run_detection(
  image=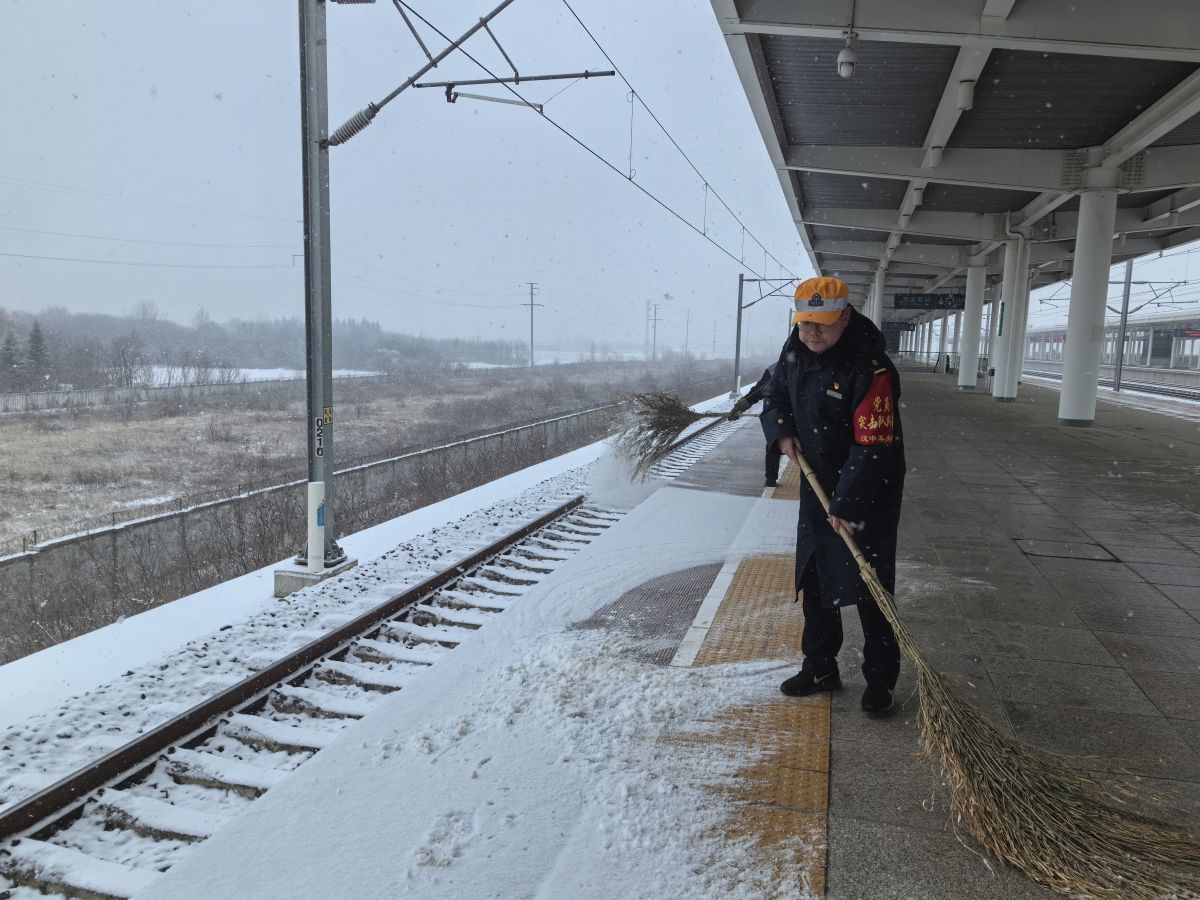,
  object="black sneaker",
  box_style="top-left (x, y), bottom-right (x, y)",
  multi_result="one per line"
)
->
top-left (861, 685), bottom-right (895, 717)
top-left (780, 668), bottom-right (841, 697)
